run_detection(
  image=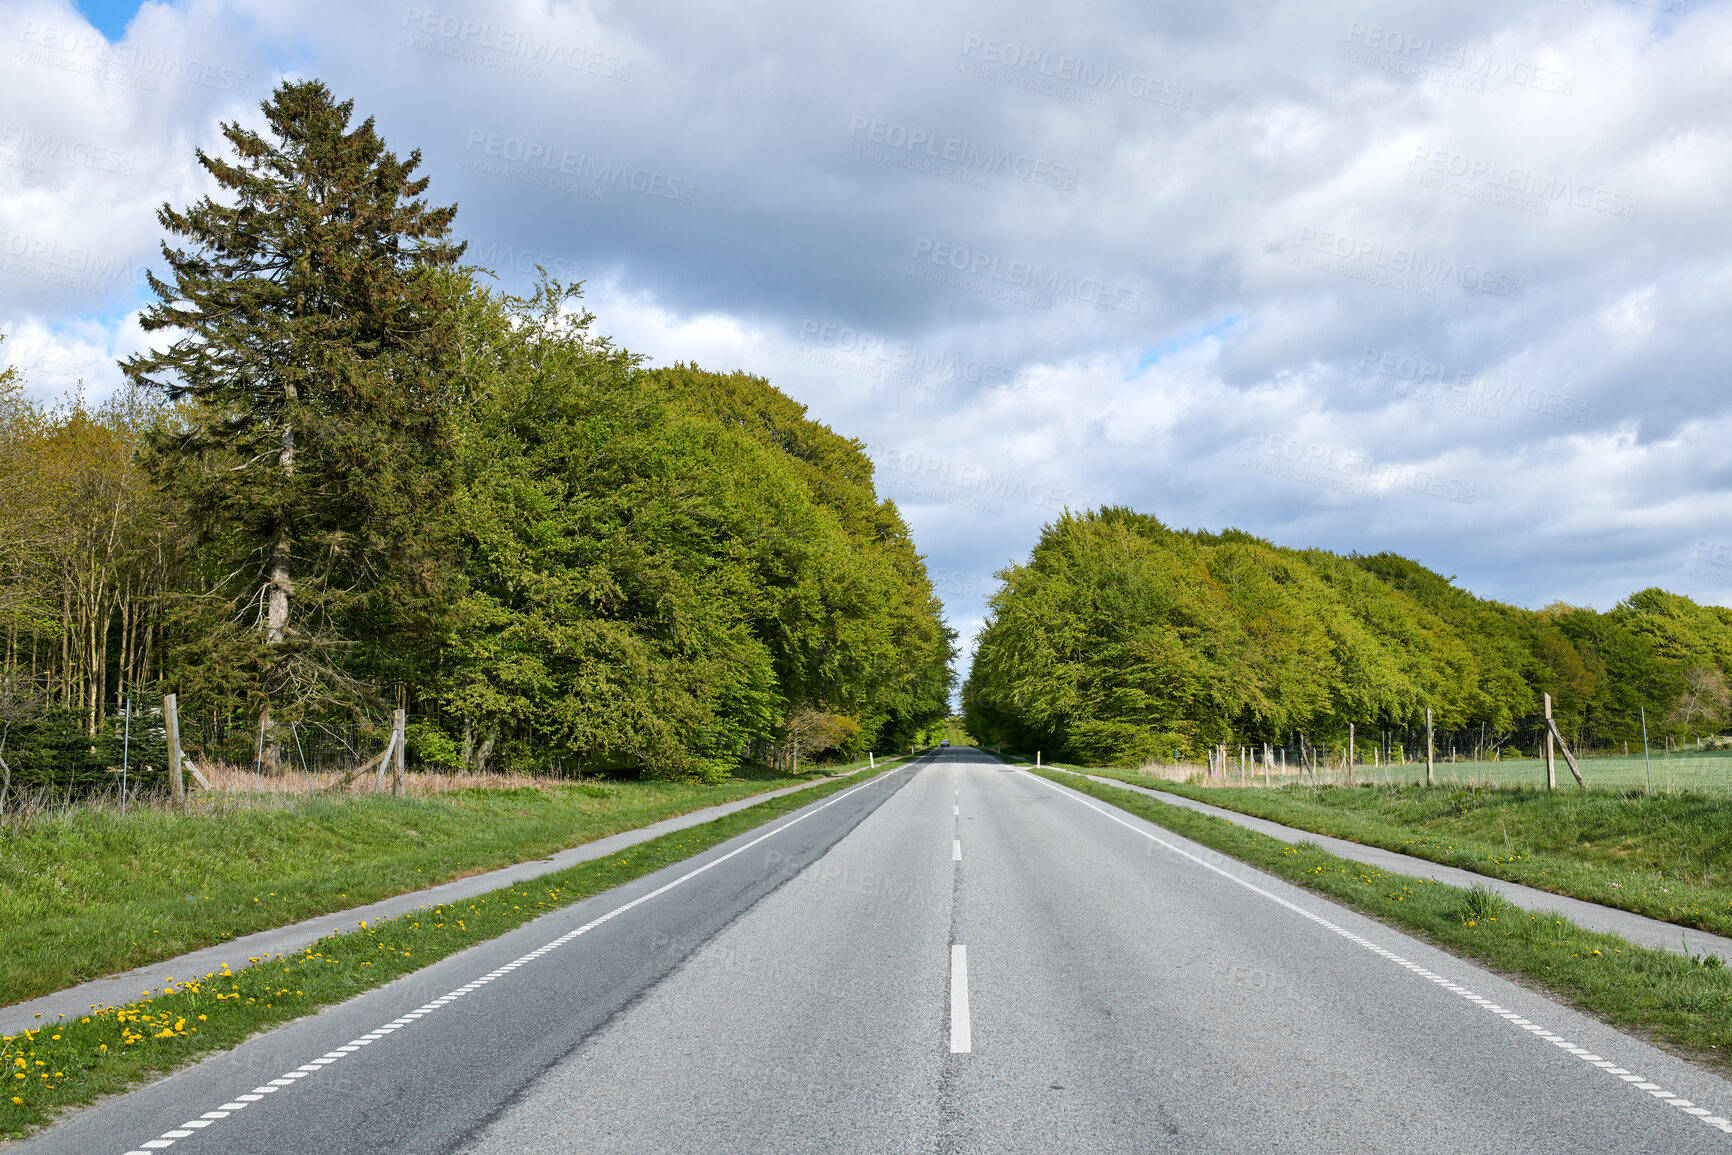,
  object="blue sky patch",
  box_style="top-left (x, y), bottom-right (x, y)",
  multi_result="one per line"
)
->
top-left (1136, 315), bottom-right (1243, 371)
top-left (75, 0), bottom-right (147, 41)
